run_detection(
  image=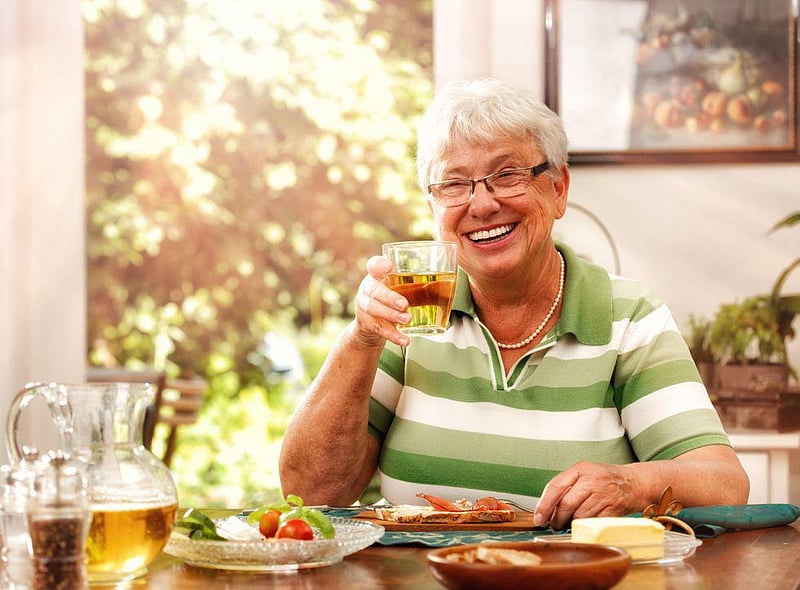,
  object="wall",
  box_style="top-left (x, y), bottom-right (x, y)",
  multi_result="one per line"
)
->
top-left (435, 0), bottom-right (800, 366)
top-left (0, 0), bottom-right (85, 463)
top-left (436, 0), bottom-right (800, 505)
